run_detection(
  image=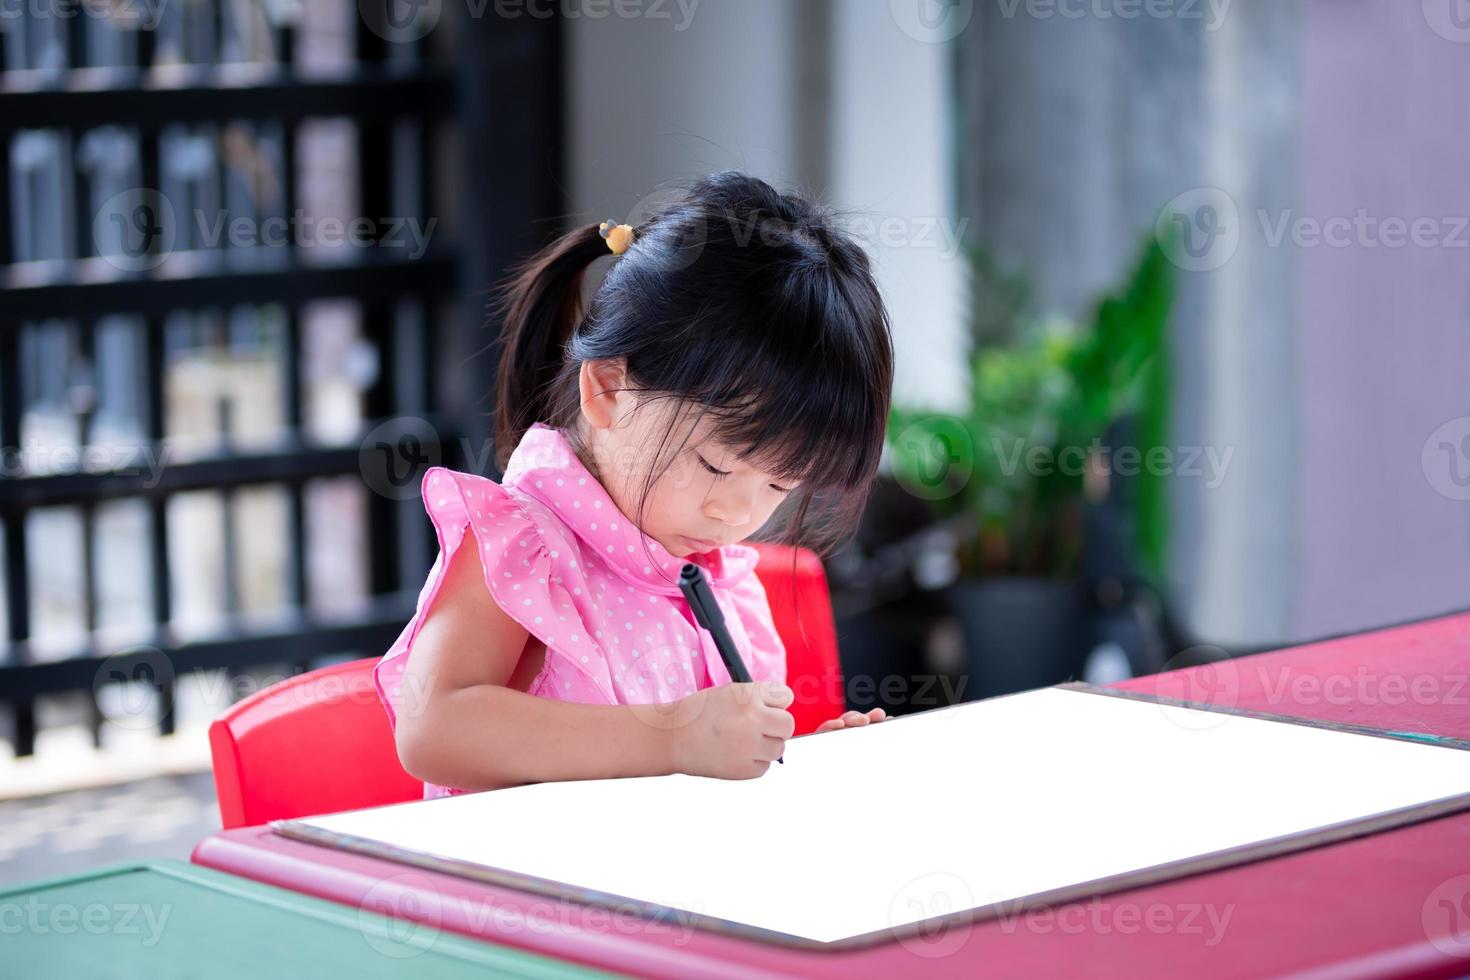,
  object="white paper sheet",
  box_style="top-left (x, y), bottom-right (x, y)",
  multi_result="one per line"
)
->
top-left (289, 686), bottom-right (1470, 946)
